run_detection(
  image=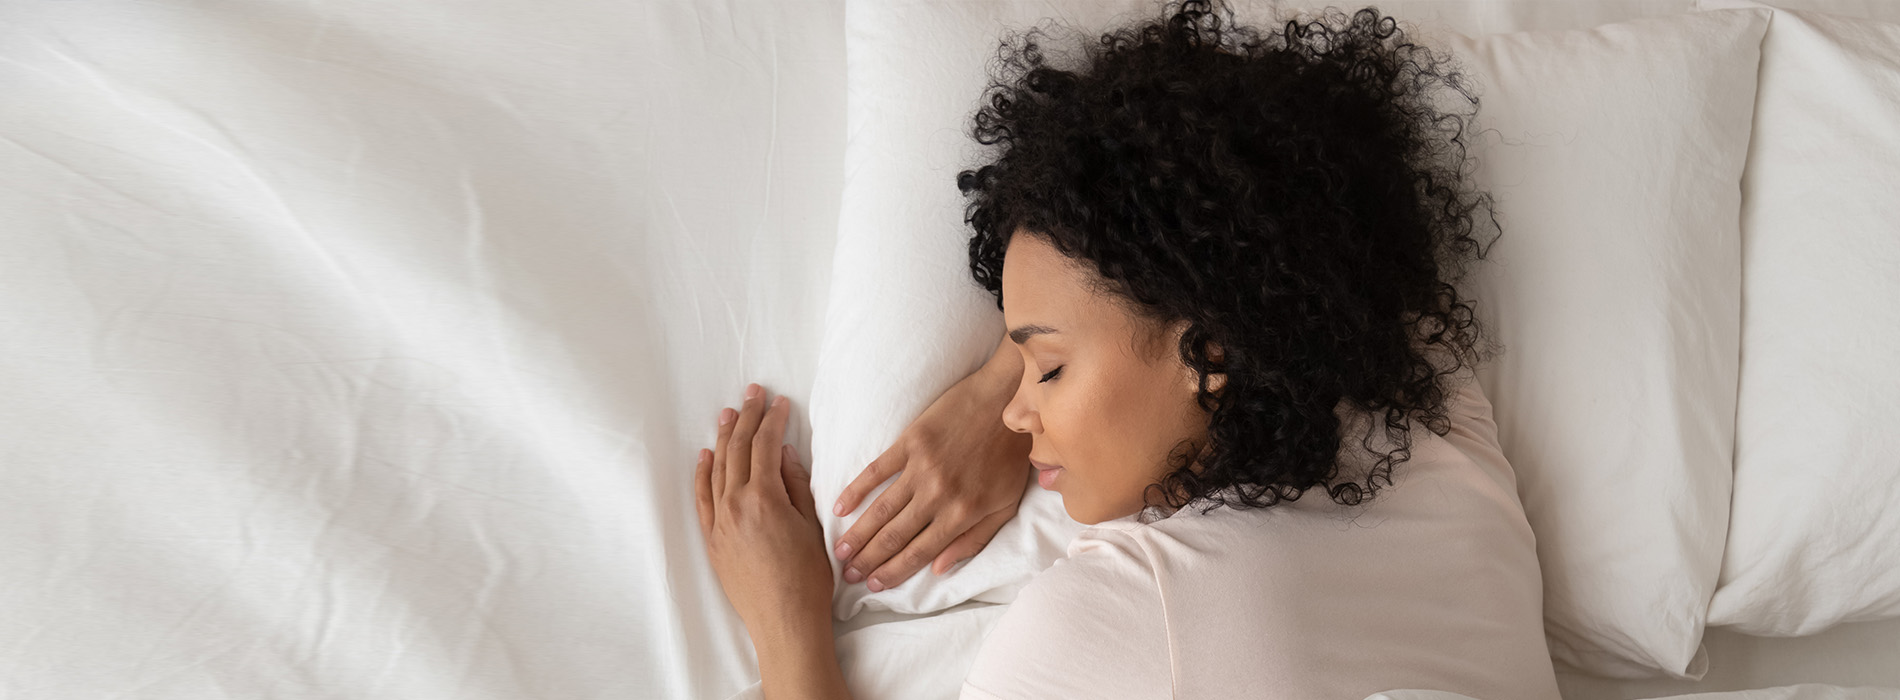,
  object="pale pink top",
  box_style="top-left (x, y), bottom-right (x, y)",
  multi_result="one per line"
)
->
top-left (960, 371), bottom-right (1560, 700)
